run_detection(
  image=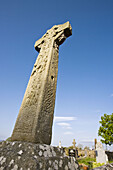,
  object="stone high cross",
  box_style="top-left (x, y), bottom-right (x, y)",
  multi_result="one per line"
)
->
top-left (72, 139), bottom-right (76, 149)
top-left (11, 22), bottom-right (72, 144)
